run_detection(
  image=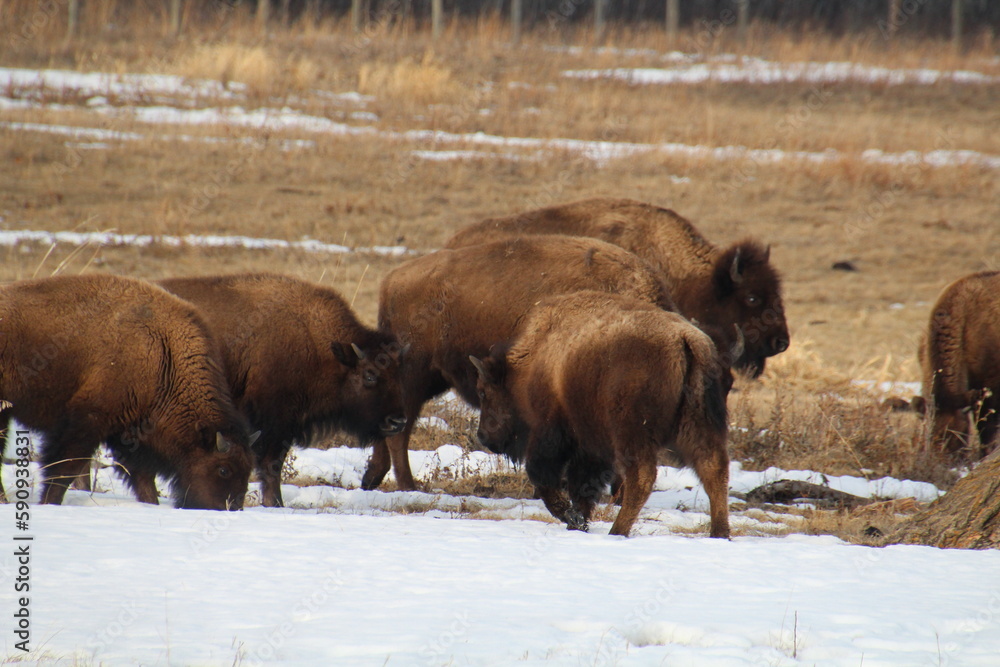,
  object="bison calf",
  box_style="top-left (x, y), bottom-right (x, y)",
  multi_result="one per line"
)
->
top-left (159, 273), bottom-right (407, 507)
top-left (368, 235), bottom-right (675, 491)
top-left (0, 274), bottom-right (253, 509)
top-left (446, 196), bottom-right (789, 377)
top-left (919, 270), bottom-right (1000, 460)
top-left (471, 291), bottom-right (731, 538)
